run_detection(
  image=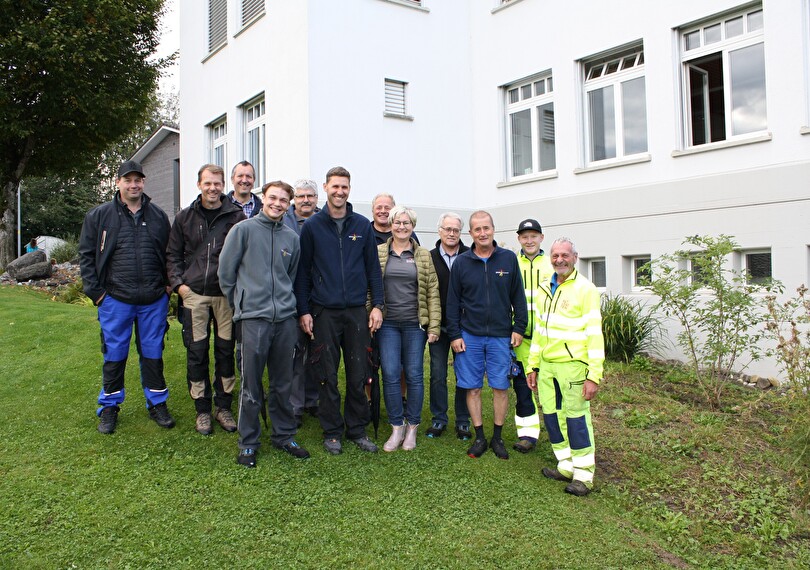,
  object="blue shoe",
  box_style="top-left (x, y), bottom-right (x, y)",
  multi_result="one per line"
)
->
top-left (426, 422), bottom-right (446, 438)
